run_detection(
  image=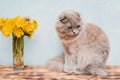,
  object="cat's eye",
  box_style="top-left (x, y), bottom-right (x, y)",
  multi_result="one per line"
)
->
top-left (76, 25), bottom-right (80, 28)
top-left (67, 26), bottom-right (72, 29)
